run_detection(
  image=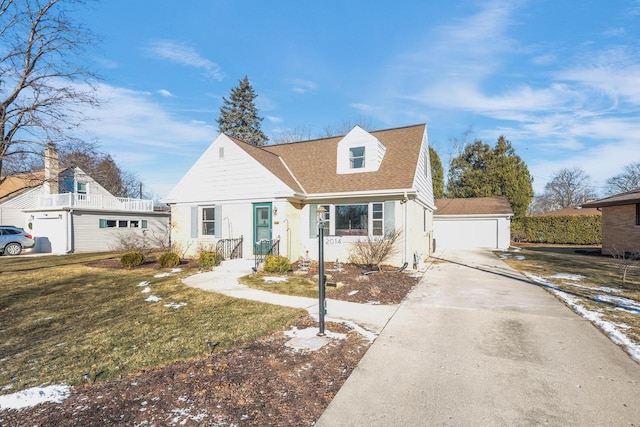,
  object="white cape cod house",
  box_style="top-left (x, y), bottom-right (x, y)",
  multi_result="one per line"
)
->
top-left (0, 146), bottom-right (169, 254)
top-left (165, 124), bottom-right (435, 267)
